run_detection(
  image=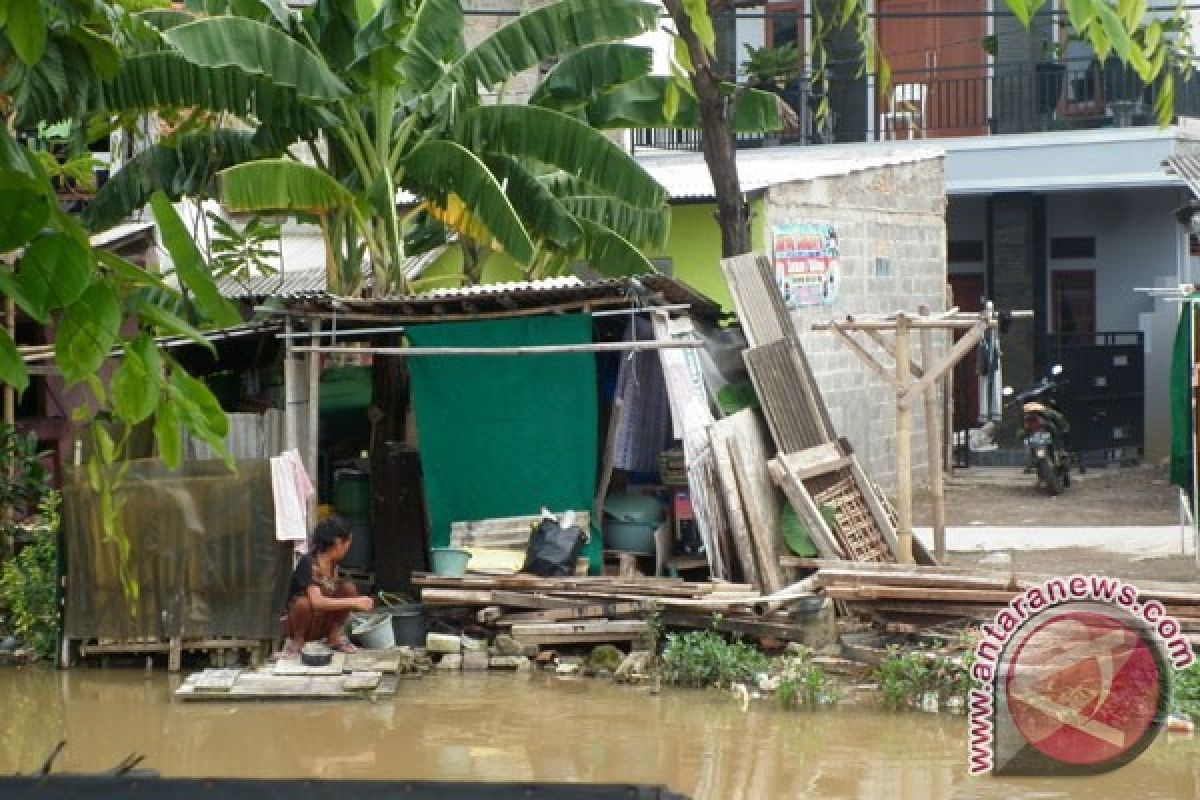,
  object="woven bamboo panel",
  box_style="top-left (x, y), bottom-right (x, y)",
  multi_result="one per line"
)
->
top-left (808, 468), bottom-right (894, 564)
